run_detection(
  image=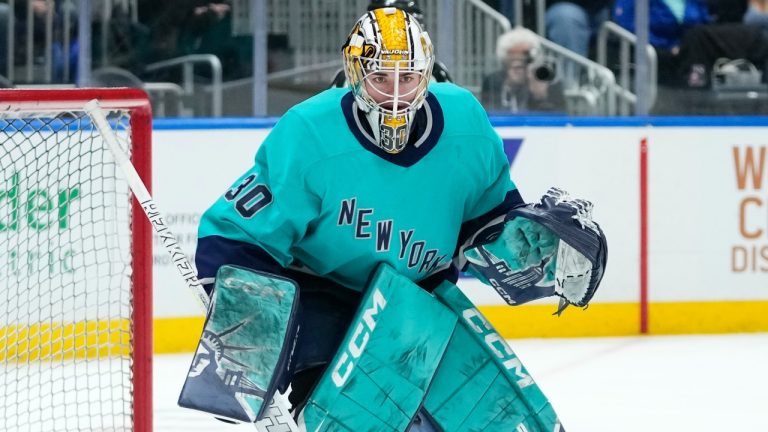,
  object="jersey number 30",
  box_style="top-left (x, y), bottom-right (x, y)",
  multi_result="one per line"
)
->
top-left (224, 174), bottom-right (273, 218)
